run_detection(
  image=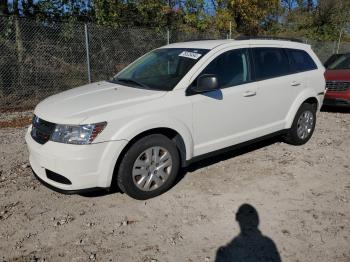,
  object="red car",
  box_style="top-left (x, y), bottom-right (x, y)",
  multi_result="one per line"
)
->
top-left (323, 53), bottom-right (350, 107)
